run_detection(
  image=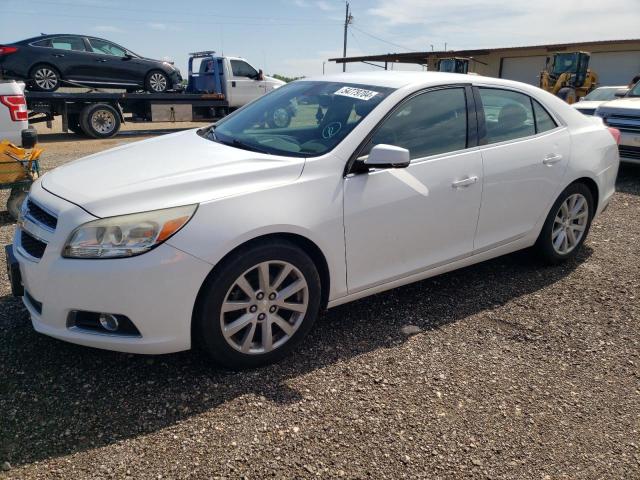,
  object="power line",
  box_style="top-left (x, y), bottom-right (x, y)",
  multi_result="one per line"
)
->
top-left (16, 0), bottom-right (341, 23)
top-left (350, 25), bottom-right (415, 52)
top-left (2, 10), bottom-right (343, 27)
